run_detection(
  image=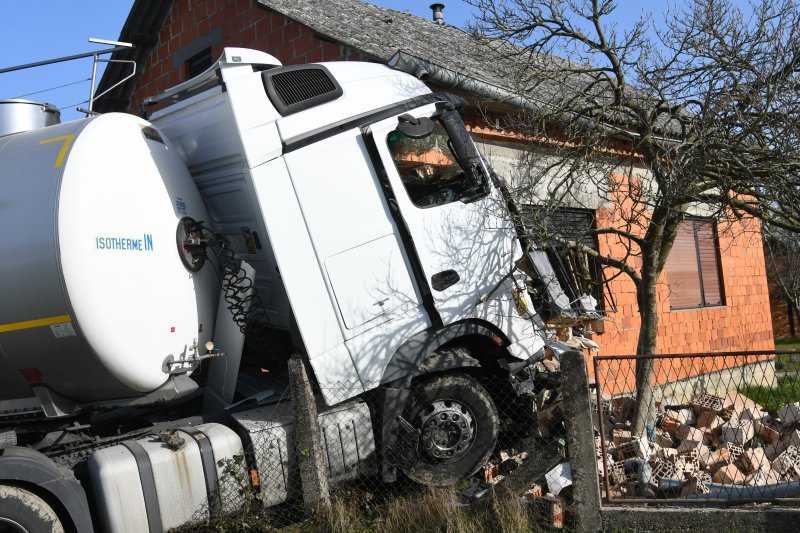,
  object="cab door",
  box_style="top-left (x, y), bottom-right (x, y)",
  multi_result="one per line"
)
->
top-left (364, 105), bottom-right (519, 327)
